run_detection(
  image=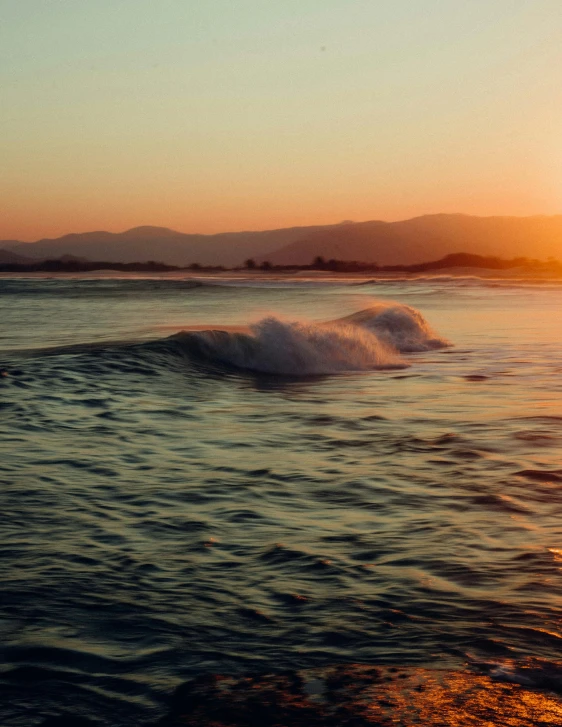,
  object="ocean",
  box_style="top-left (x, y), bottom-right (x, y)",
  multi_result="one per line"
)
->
top-left (1, 273), bottom-right (562, 726)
